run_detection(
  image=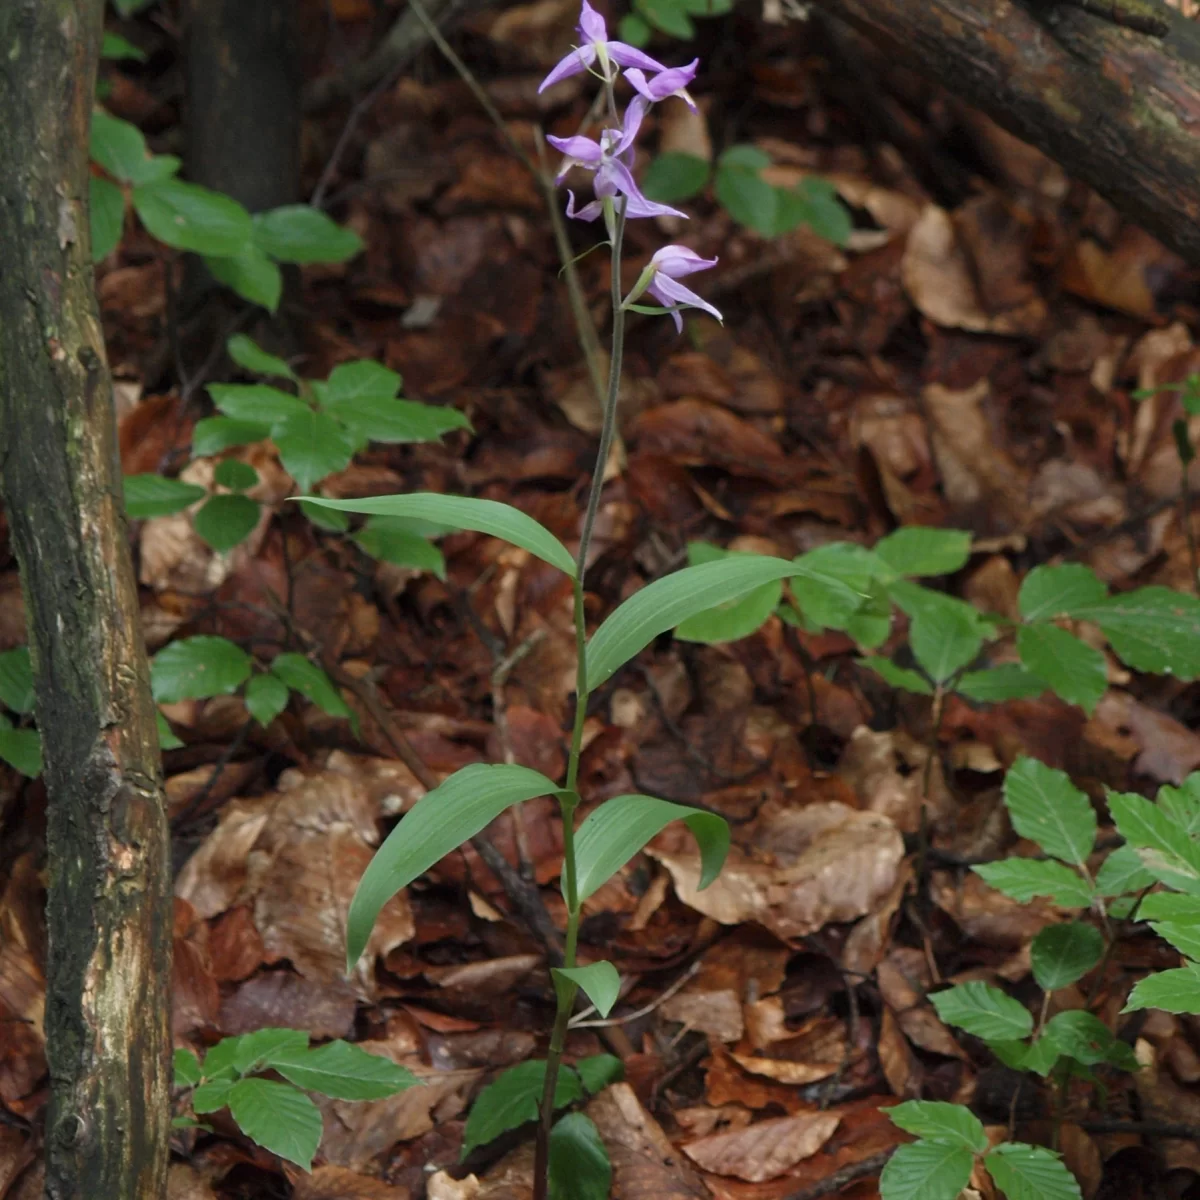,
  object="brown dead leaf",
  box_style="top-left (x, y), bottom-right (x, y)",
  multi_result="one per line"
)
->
top-left (661, 988), bottom-right (745, 1043)
top-left (1060, 226), bottom-right (1182, 321)
top-left (291, 1166), bottom-right (411, 1199)
top-left (932, 870), bottom-right (1060, 949)
top-left (629, 400), bottom-right (790, 482)
top-left (1093, 692), bottom-right (1200, 785)
top-left (167, 1163), bottom-right (219, 1200)
top-left (649, 800), bottom-right (904, 941)
top-left (219, 970), bottom-right (358, 1040)
top-left (878, 1006), bottom-right (922, 1098)
top-left (683, 1111), bottom-right (840, 1182)
top-left (837, 726), bottom-right (952, 835)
